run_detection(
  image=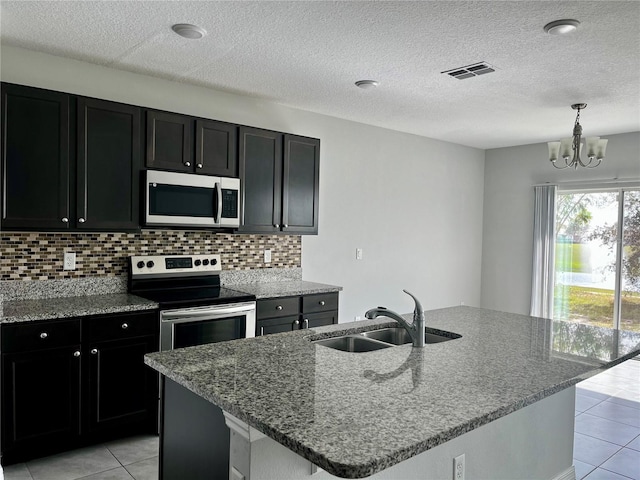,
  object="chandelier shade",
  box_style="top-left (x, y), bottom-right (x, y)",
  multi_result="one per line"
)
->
top-left (548, 104), bottom-right (608, 169)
